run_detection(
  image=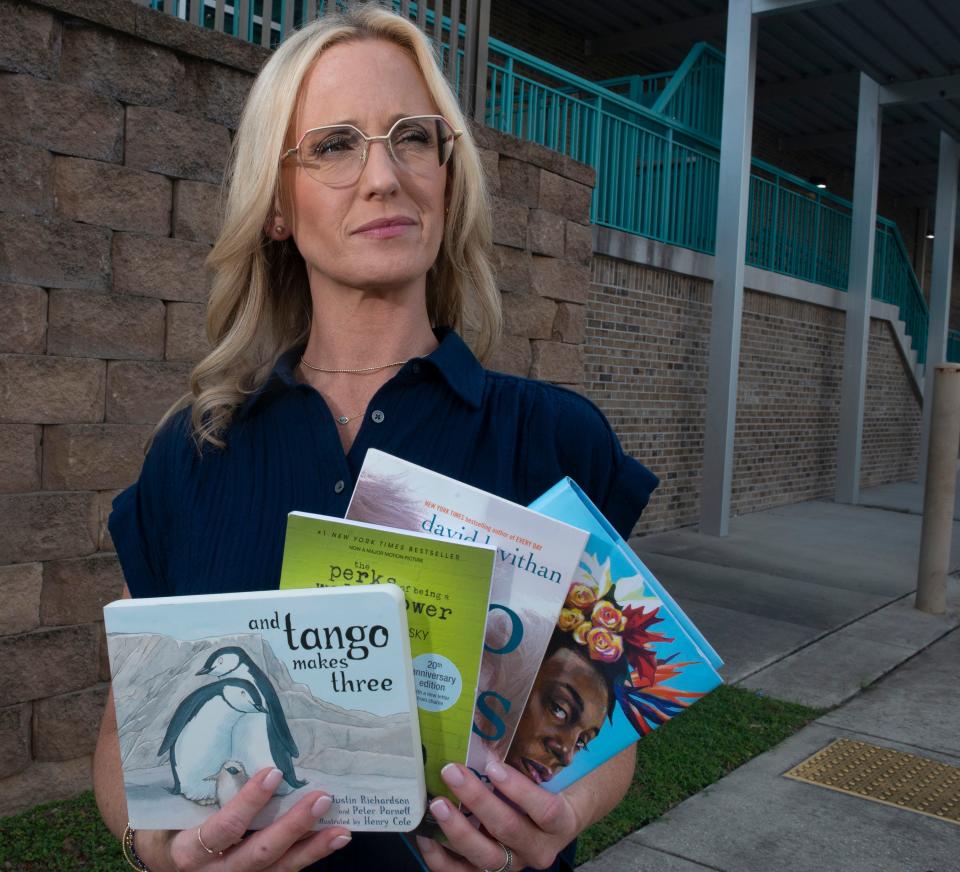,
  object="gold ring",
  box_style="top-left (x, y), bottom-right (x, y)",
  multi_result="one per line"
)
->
top-left (482, 840), bottom-right (513, 872)
top-left (197, 825), bottom-right (224, 856)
